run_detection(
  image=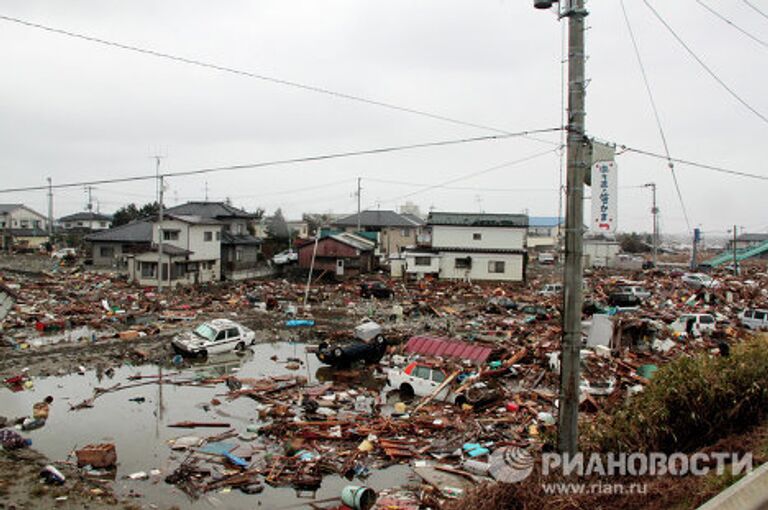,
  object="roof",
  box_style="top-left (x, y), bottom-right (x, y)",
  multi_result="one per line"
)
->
top-left (221, 232), bottom-right (262, 245)
top-left (145, 244), bottom-right (192, 256)
top-left (85, 221), bottom-right (152, 243)
top-left (400, 213), bottom-right (426, 226)
top-left (164, 202), bottom-right (258, 220)
top-left (163, 214), bottom-right (224, 225)
top-left (529, 216), bottom-right (563, 228)
top-left (428, 212), bottom-right (528, 228)
top-left (0, 204), bottom-right (46, 218)
top-left (330, 232), bottom-right (376, 251)
top-left (59, 211), bottom-right (113, 222)
top-left (736, 233), bottom-right (768, 242)
top-left (405, 336), bottom-right (495, 363)
top-left (332, 210), bottom-right (420, 228)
